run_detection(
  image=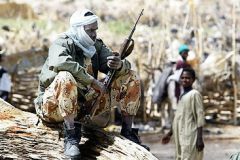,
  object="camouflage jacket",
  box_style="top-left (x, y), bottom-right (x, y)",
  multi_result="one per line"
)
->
top-left (34, 34), bottom-right (131, 106)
